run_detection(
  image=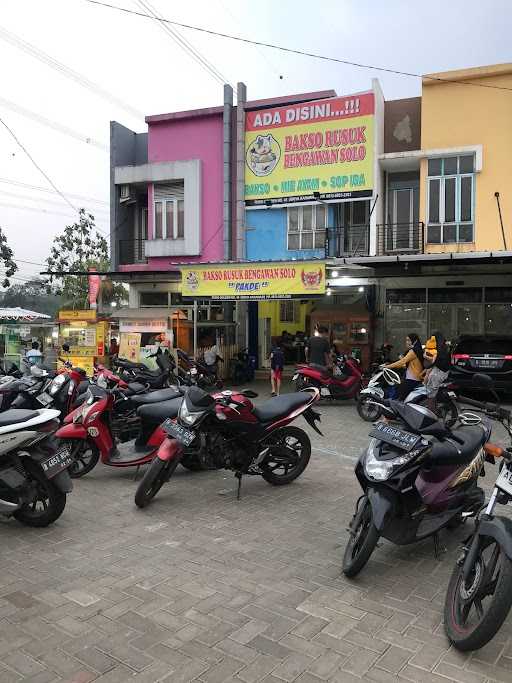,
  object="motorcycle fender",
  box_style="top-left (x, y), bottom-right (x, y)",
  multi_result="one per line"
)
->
top-left (367, 487), bottom-right (394, 532)
top-left (303, 408), bottom-right (323, 436)
top-left (360, 387), bottom-right (384, 398)
top-left (463, 516), bottom-right (512, 580)
top-left (26, 450), bottom-right (74, 493)
top-left (155, 438), bottom-right (184, 463)
top-left (55, 423), bottom-right (88, 439)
